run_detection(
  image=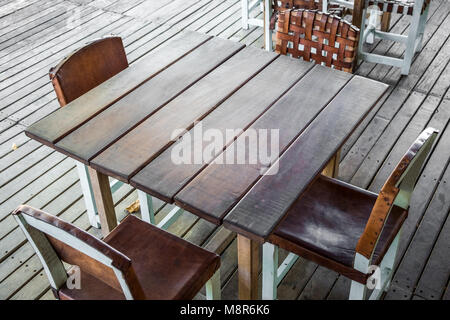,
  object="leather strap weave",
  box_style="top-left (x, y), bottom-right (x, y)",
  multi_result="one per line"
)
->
top-left (275, 9), bottom-right (359, 73)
